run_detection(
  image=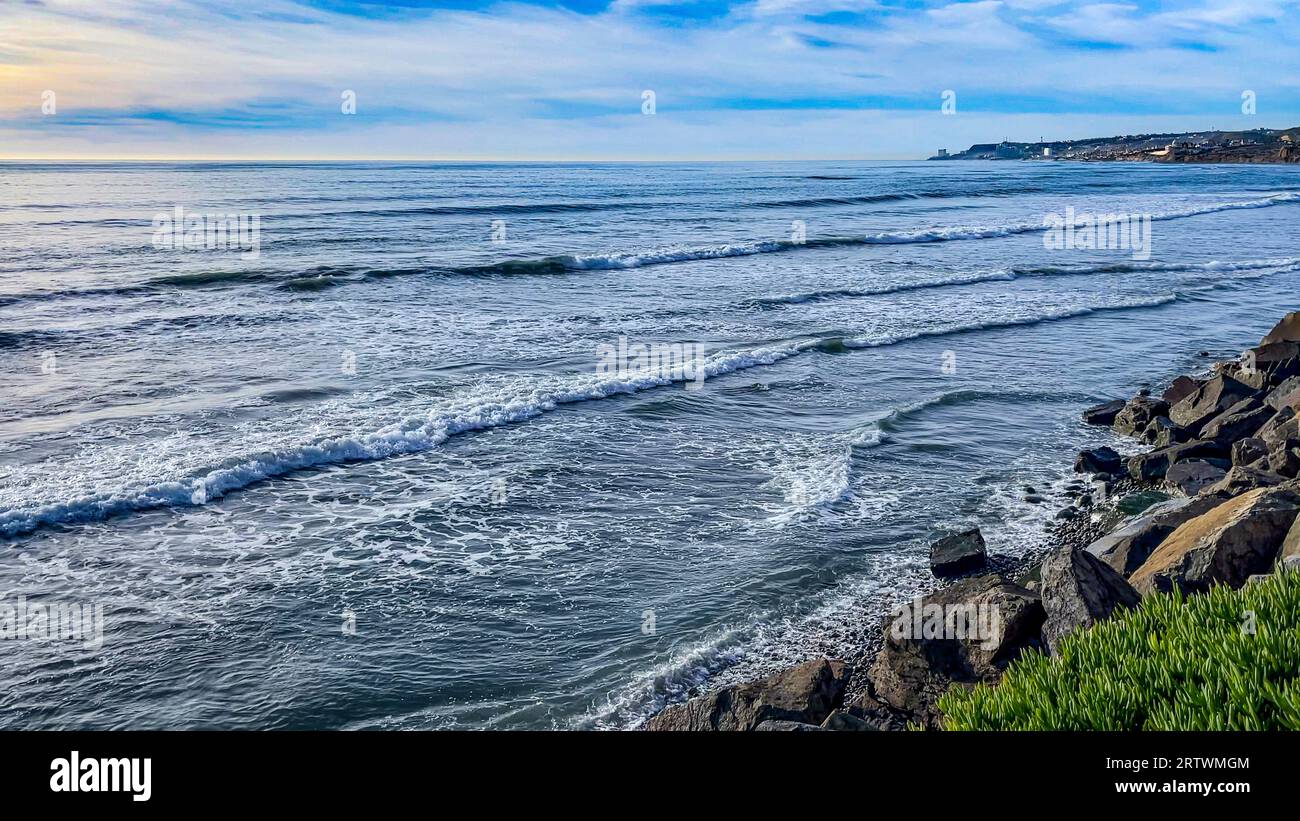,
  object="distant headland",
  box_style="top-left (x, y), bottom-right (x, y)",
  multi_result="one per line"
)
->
top-left (931, 127), bottom-right (1300, 164)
